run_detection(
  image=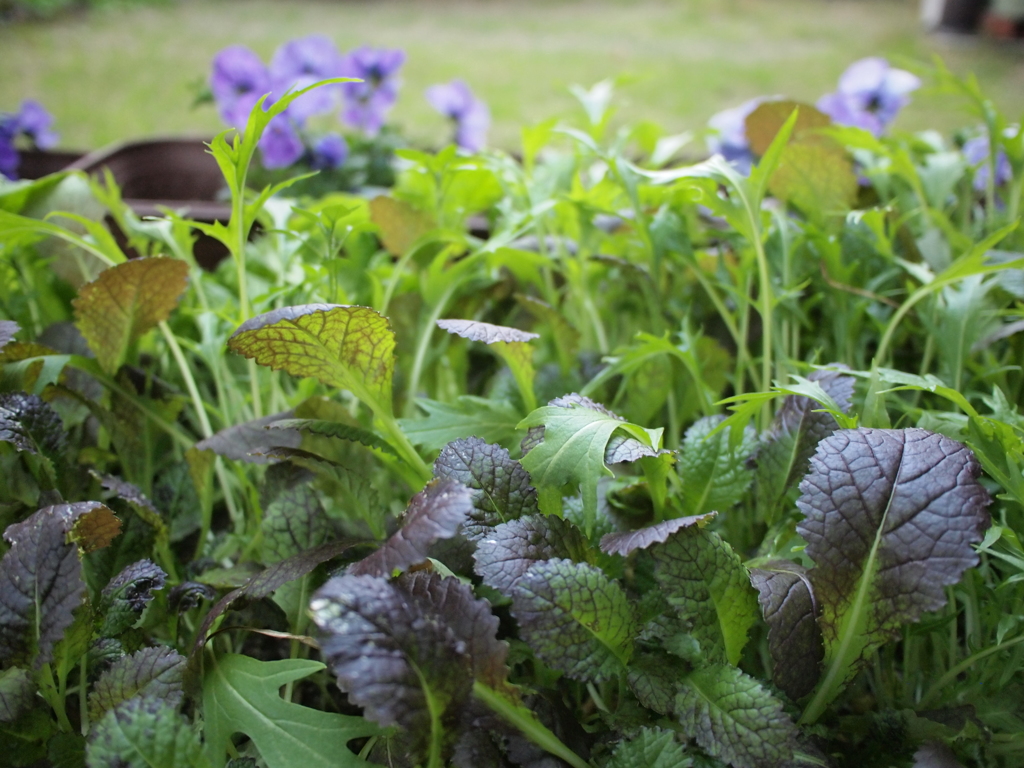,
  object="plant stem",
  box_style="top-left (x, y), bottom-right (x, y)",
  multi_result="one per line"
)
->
top-left (404, 283), bottom-right (458, 418)
top-left (919, 633), bottom-right (1024, 708)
